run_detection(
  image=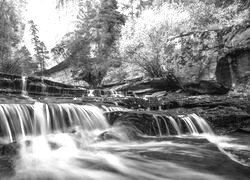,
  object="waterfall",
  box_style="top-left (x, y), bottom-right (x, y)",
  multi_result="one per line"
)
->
top-left (178, 115), bottom-right (199, 135)
top-left (0, 103), bottom-right (109, 143)
top-left (41, 78), bottom-right (47, 95)
top-left (188, 114), bottom-right (214, 135)
top-left (145, 113), bottom-right (214, 137)
top-left (0, 102), bottom-right (215, 143)
top-left (21, 76), bottom-right (28, 96)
